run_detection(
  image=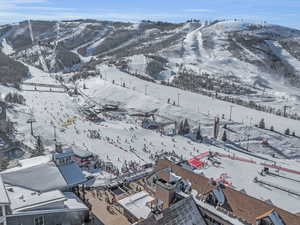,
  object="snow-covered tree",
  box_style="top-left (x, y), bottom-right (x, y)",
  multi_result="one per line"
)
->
top-left (259, 119), bottom-right (265, 129)
top-left (196, 125), bottom-right (202, 141)
top-left (221, 131), bottom-right (227, 142)
top-left (31, 136), bottom-right (45, 157)
top-left (0, 152), bottom-right (9, 171)
top-left (183, 118), bottom-right (190, 135)
top-left (285, 128), bottom-right (290, 135)
top-left (5, 92), bottom-right (26, 105)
